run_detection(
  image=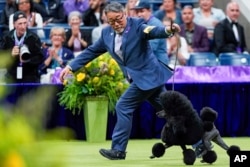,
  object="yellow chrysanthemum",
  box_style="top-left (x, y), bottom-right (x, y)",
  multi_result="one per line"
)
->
top-left (2, 151), bottom-right (26, 167)
top-left (98, 55), bottom-right (104, 60)
top-left (76, 73), bottom-right (86, 82)
top-left (85, 62), bottom-right (91, 68)
top-left (63, 79), bottom-right (68, 85)
top-left (109, 69), bottom-right (115, 76)
top-left (117, 82), bottom-right (123, 89)
top-left (92, 77), bottom-right (100, 84)
top-left (98, 61), bottom-right (105, 68)
top-left (109, 58), bottom-right (117, 65)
